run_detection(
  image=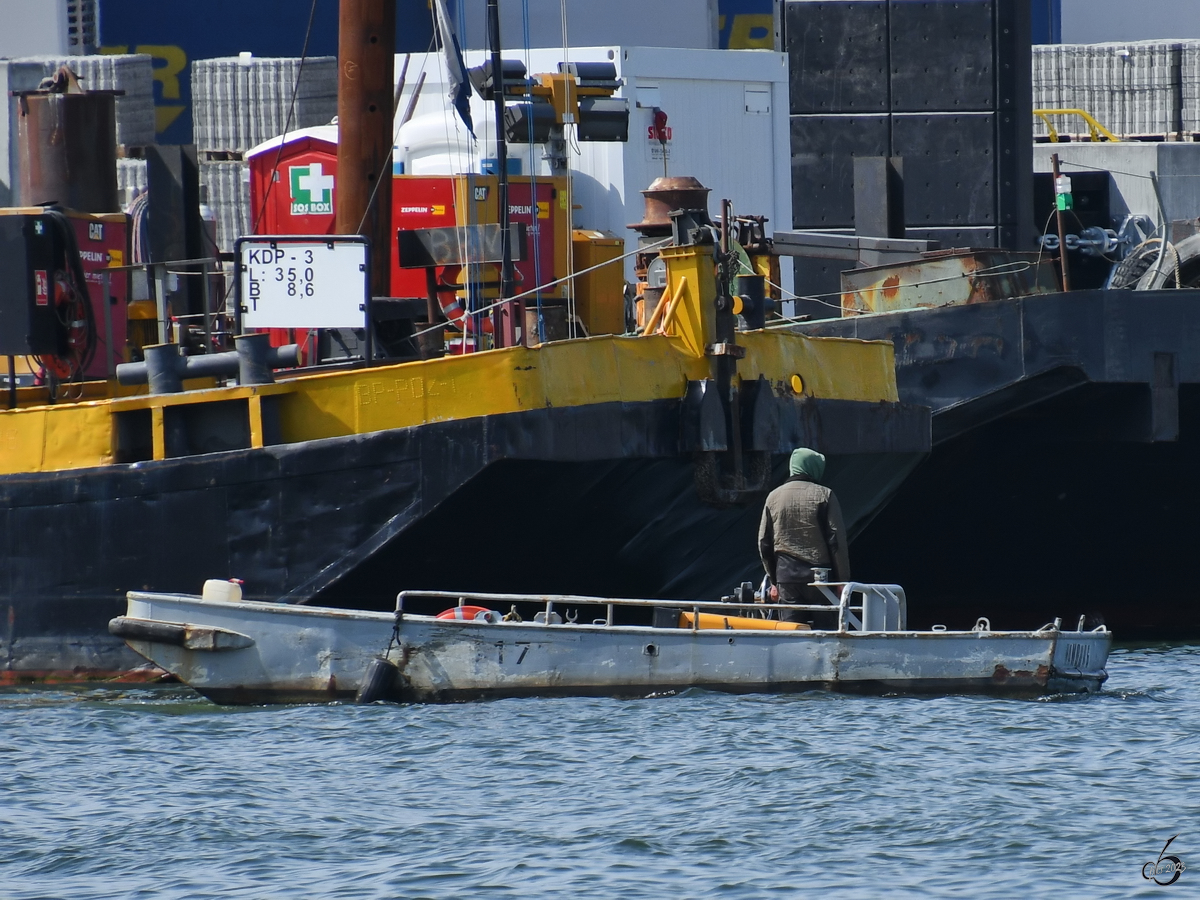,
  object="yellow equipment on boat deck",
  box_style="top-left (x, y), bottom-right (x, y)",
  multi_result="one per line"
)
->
top-left (679, 611), bottom-right (811, 631)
